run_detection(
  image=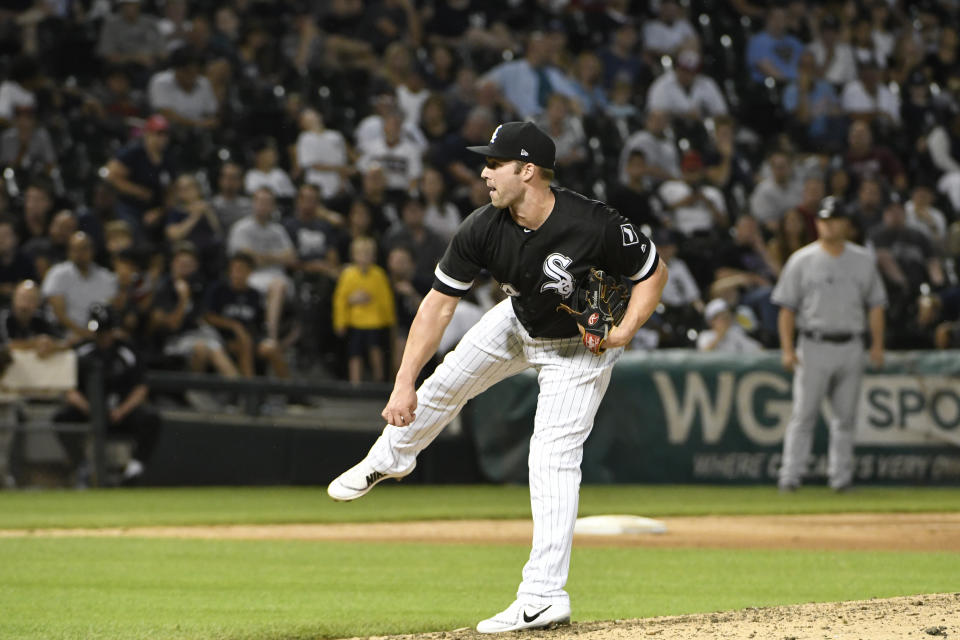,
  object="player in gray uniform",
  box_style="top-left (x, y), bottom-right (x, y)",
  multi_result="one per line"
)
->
top-left (327, 122), bottom-right (668, 632)
top-left (771, 197), bottom-right (887, 492)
